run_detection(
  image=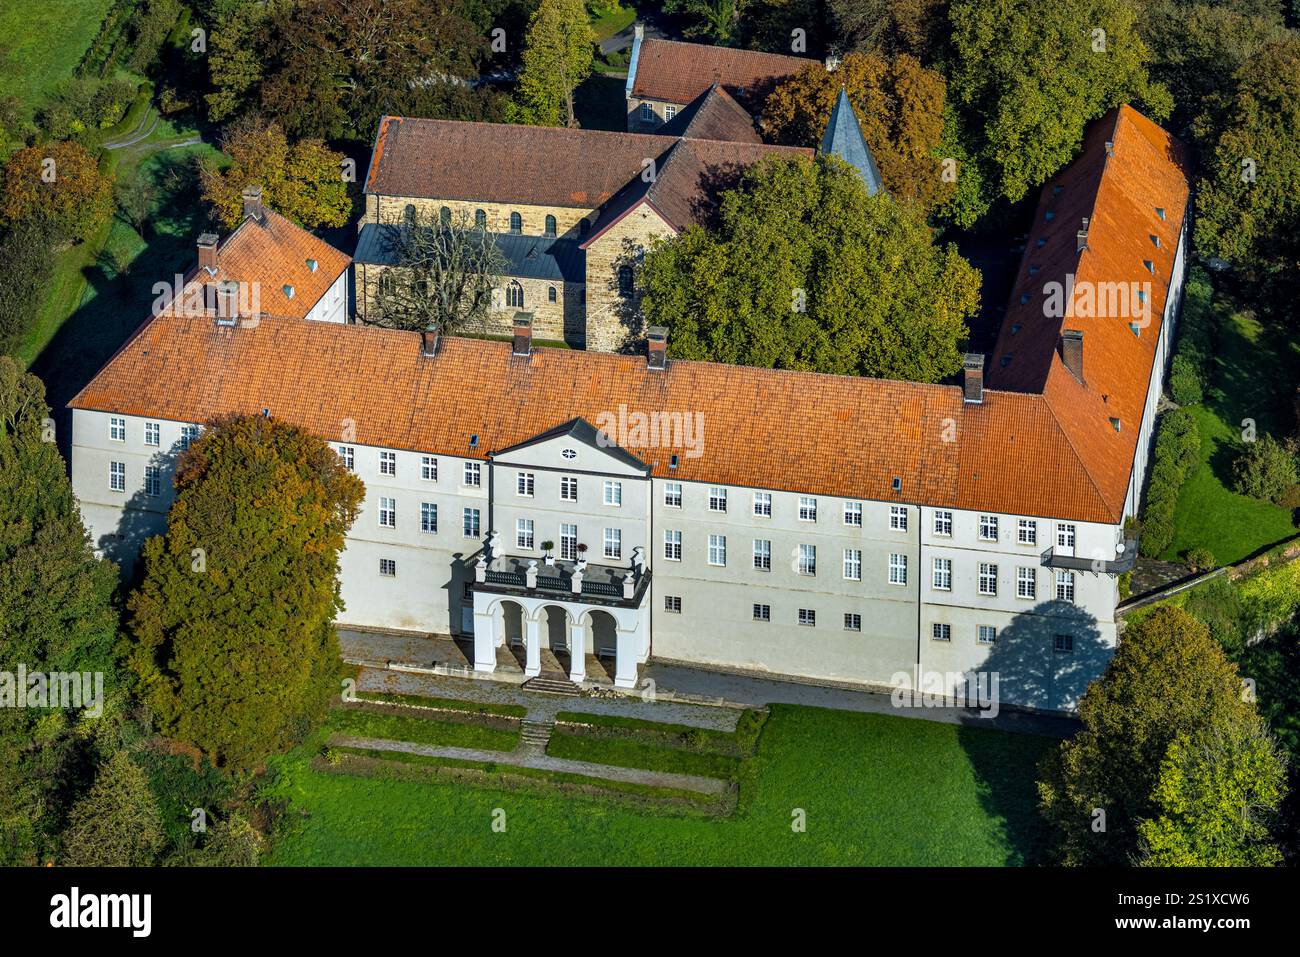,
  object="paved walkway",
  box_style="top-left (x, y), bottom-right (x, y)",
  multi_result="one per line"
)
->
top-left (330, 734), bottom-right (727, 795)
